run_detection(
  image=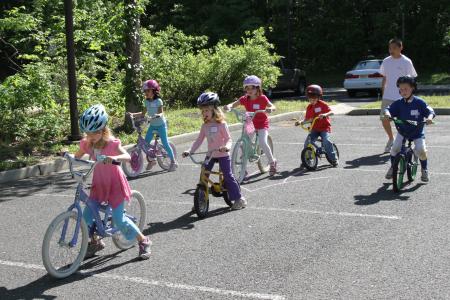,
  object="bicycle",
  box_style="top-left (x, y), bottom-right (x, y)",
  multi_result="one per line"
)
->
top-left (294, 116), bottom-right (339, 170)
top-left (122, 114), bottom-right (177, 177)
top-left (186, 150), bottom-right (233, 218)
top-left (228, 108), bottom-right (274, 183)
top-left (42, 153), bottom-right (146, 279)
top-left (389, 117), bottom-right (431, 193)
